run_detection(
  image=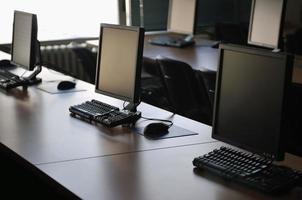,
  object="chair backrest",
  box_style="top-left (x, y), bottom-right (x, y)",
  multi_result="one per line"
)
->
top-left (140, 57), bottom-right (171, 111)
top-left (156, 56), bottom-right (212, 124)
top-left (72, 47), bottom-right (97, 84)
top-left (142, 56), bottom-right (162, 77)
